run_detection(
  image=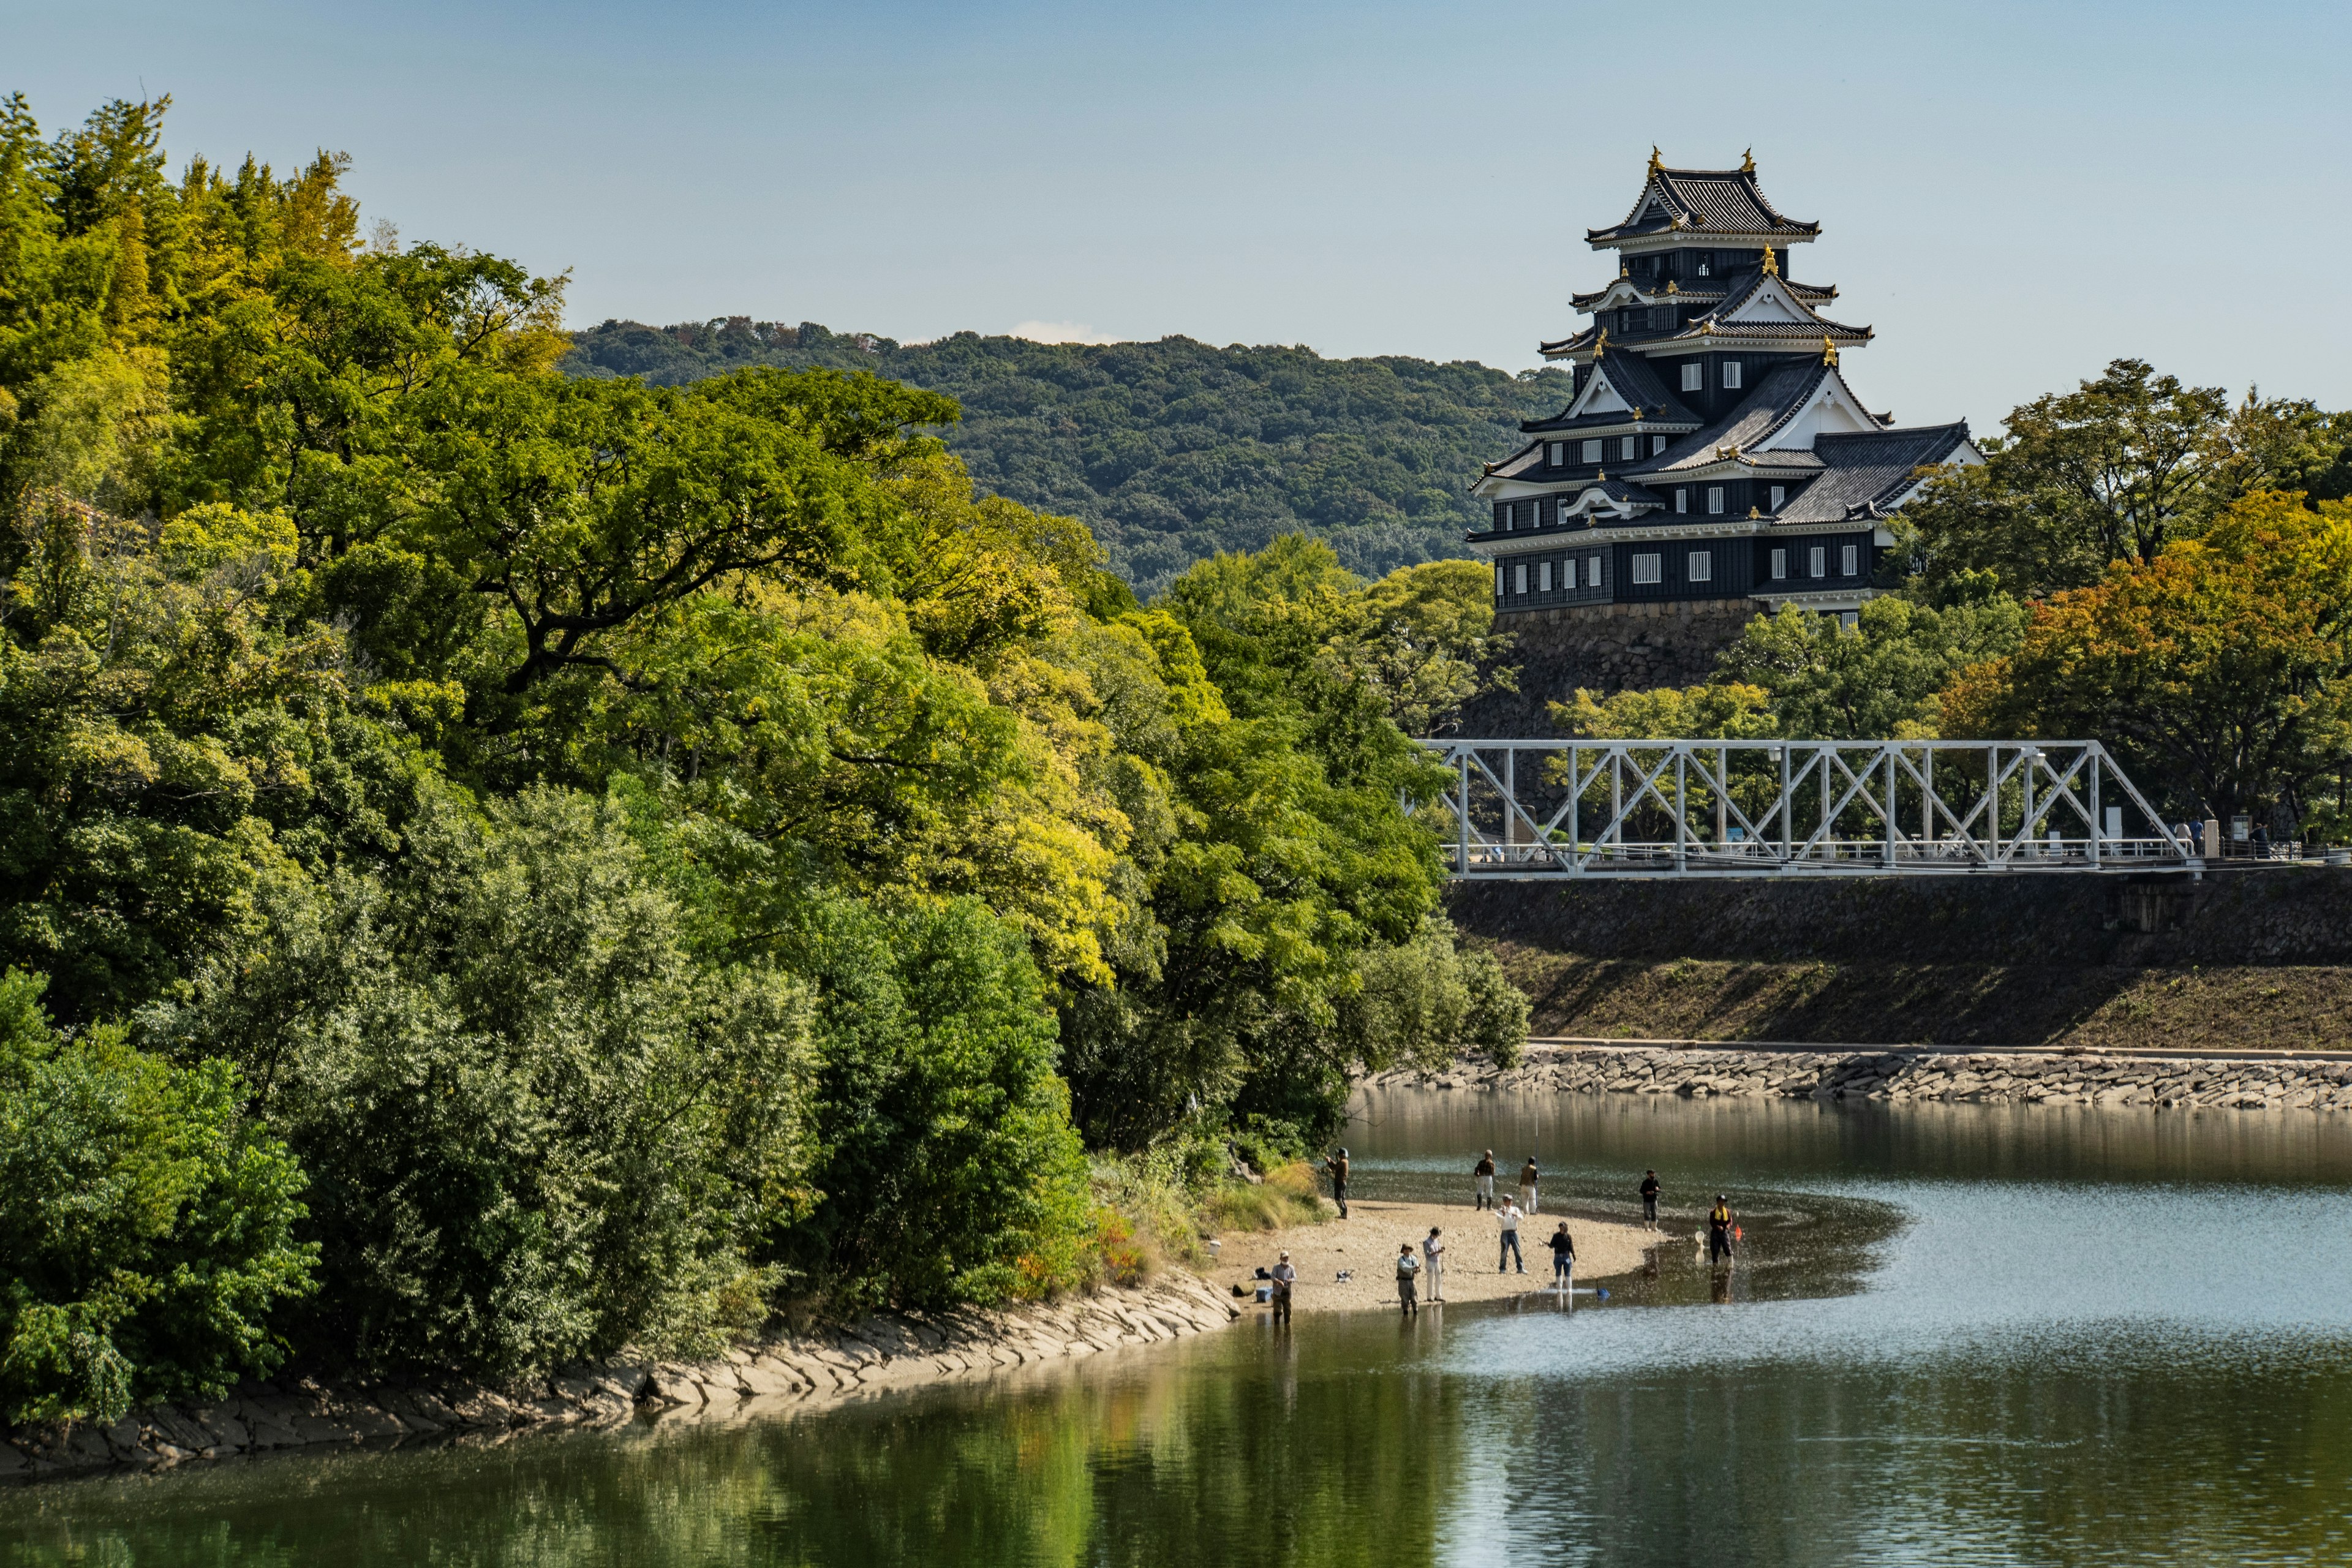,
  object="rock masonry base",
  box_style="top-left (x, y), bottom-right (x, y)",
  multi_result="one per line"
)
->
top-left (0, 1276), bottom-right (1240, 1482)
top-left (1362, 1042), bottom-right (2352, 1111)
